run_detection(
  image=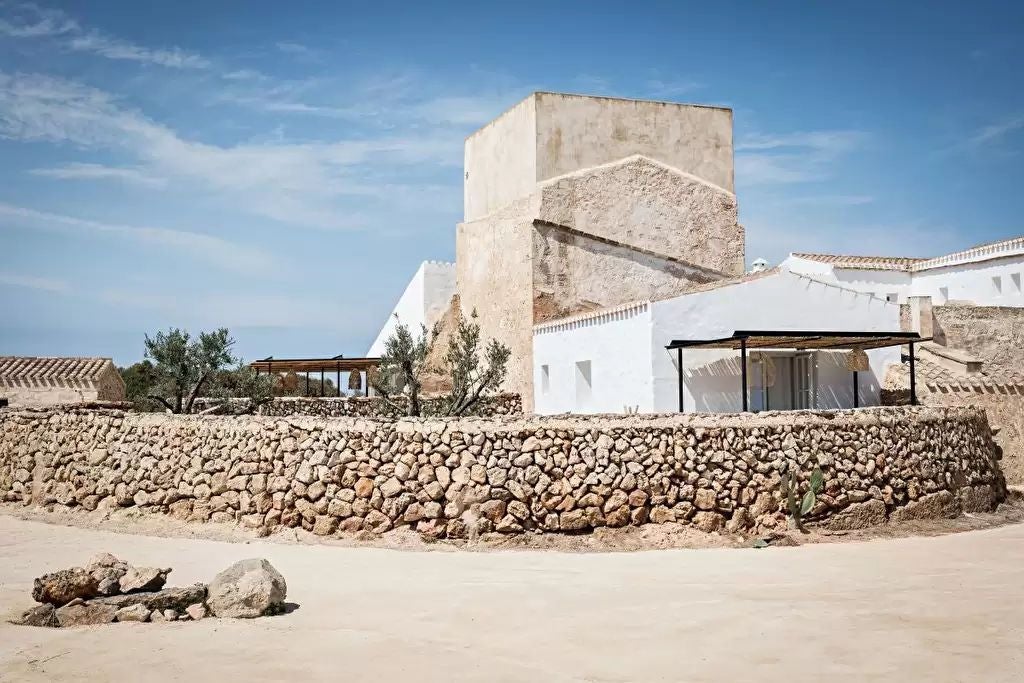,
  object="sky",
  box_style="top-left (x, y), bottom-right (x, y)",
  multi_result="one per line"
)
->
top-left (1, 1), bottom-right (1022, 365)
